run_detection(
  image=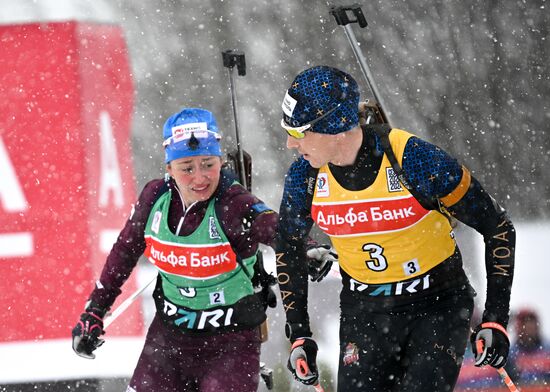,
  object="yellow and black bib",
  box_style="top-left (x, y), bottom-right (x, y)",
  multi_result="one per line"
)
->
top-left (311, 129), bottom-right (456, 284)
